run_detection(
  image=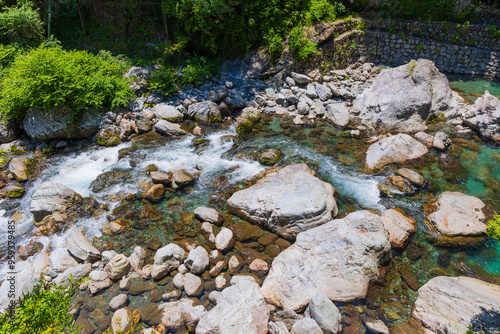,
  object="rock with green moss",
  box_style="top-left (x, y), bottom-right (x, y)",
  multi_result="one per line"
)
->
top-left (90, 170), bottom-right (131, 192)
top-left (187, 101), bottom-right (222, 123)
top-left (235, 108), bottom-right (261, 134)
top-left (258, 149), bottom-right (281, 166)
top-left (96, 127), bottom-right (121, 147)
top-left (9, 158), bottom-right (30, 182)
top-left (6, 185), bottom-right (25, 198)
